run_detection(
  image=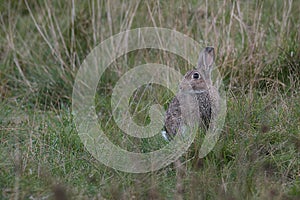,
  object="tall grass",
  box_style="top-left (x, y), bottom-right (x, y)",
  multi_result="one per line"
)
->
top-left (0, 0), bottom-right (299, 199)
top-left (0, 0), bottom-right (299, 104)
